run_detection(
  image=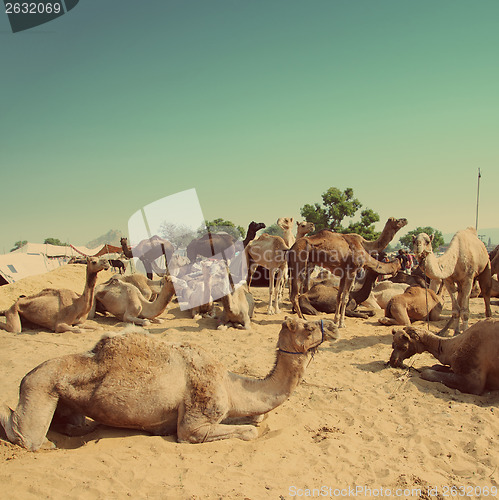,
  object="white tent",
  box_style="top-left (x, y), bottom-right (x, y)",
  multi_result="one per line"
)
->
top-left (0, 252), bottom-right (62, 285)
